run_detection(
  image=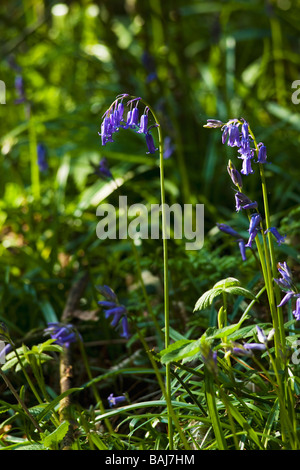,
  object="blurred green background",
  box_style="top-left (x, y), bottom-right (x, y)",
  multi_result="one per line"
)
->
top-left (0, 0), bottom-right (300, 357)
